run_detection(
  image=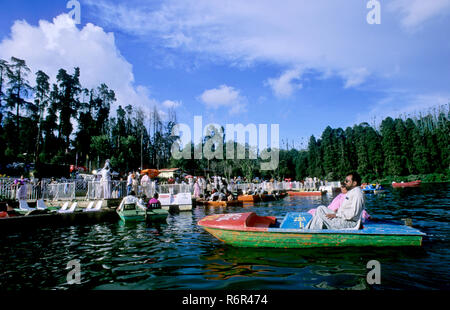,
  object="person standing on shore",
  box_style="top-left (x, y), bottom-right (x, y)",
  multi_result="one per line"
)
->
top-left (141, 173), bottom-right (150, 197)
top-left (101, 161), bottom-right (112, 199)
top-left (132, 172), bottom-right (139, 195)
top-left (306, 172), bottom-right (365, 230)
top-left (126, 172), bottom-right (133, 195)
top-left (193, 178), bottom-right (201, 198)
top-left (16, 179), bottom-right (28, 201)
